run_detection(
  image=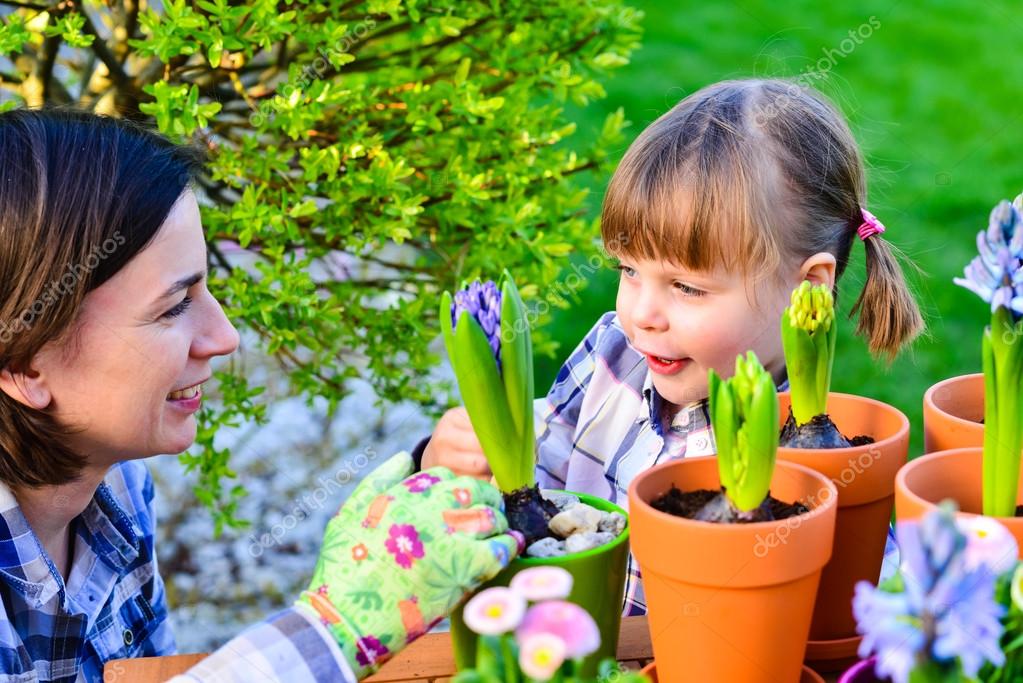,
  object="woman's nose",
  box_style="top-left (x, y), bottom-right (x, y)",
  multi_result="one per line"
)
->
top-left (193, 292), bottom-right (240, 359)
